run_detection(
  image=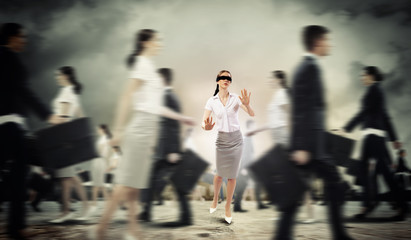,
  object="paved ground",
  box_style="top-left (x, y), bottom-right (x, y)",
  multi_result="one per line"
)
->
top-left (0, 201), bottom-right (410, 240)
